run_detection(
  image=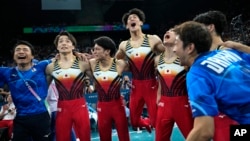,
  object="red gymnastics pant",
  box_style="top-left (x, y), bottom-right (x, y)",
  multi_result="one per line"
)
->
top-left (0, 119), bottom-right (13, 139)
top-left (56, 98), bottom-right (90, 141)
top-left (155, 96), bottom-right (193, 141)
top-left (97, 98), bottom-right (130, 141)
top-left (213, 113), bottom-right (238, 141)
top-left (129, 79), bottom-right (158, 128)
